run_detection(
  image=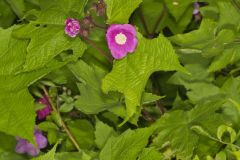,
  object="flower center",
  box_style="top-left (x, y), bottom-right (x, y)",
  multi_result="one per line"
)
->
top-left (115, 33), bottom-right (127, 45)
